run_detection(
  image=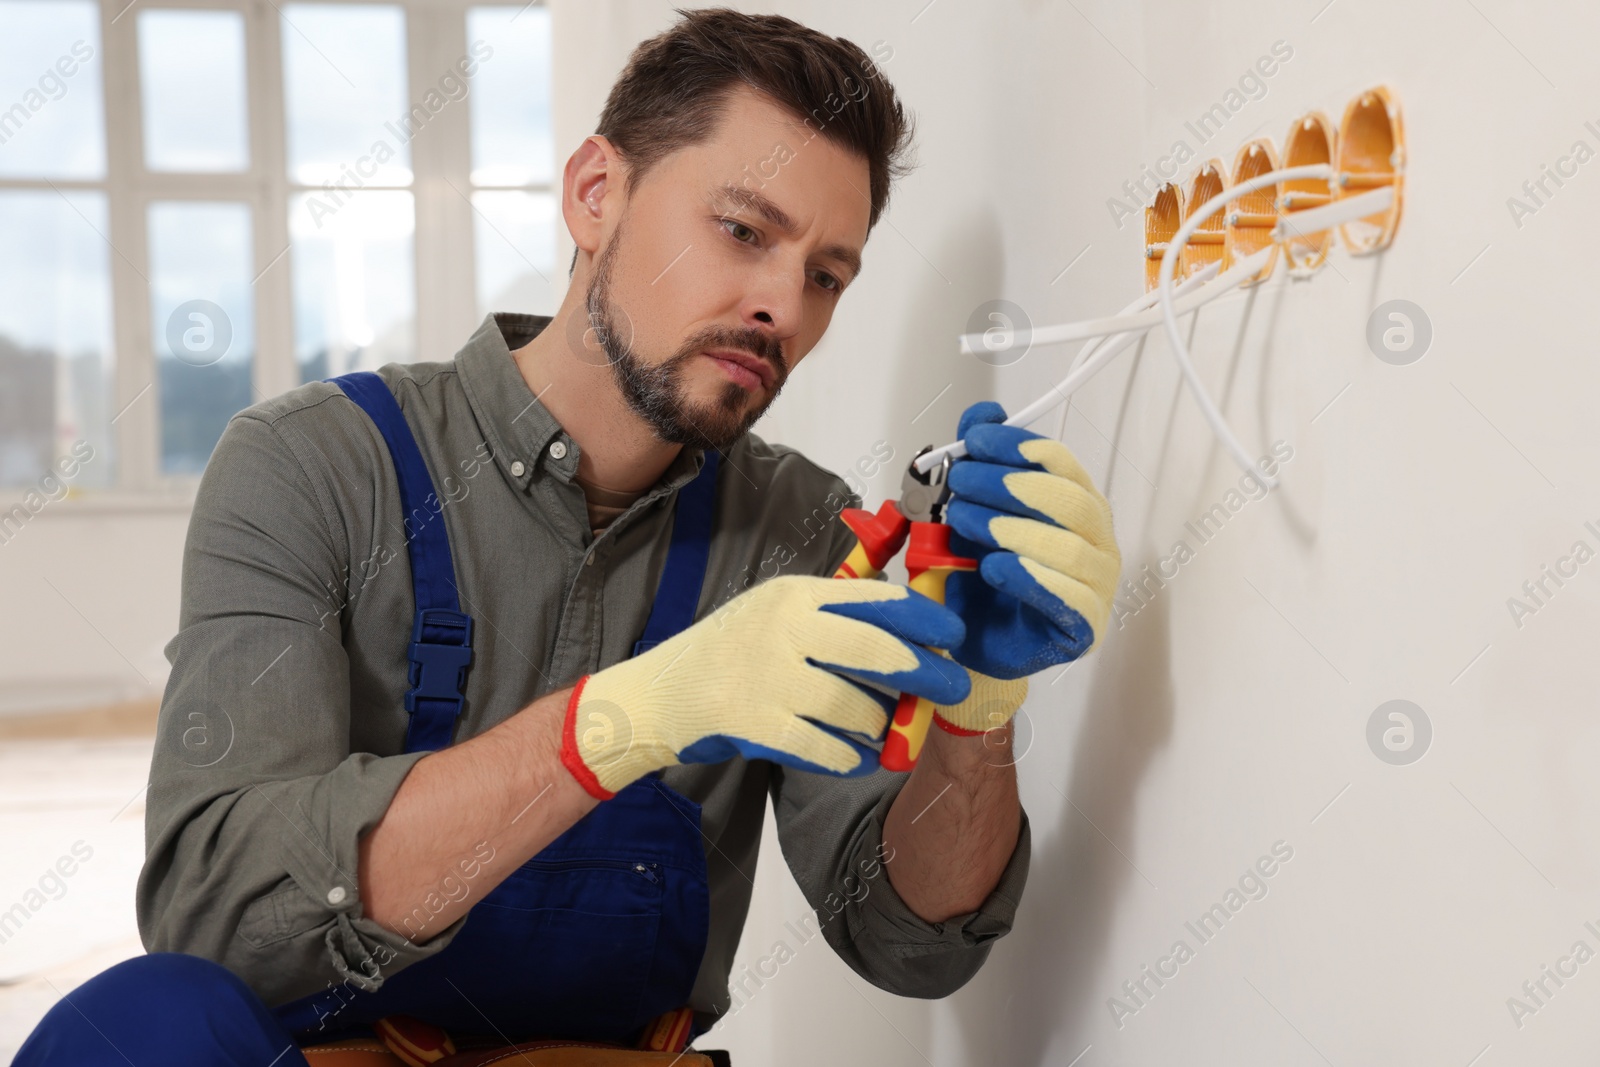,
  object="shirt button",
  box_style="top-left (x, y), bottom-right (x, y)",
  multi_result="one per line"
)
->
top-left (586, 553), bottom-right (596, 566)
top-left (510, 460), bottom-right (526, 477)
top-left (327, 886), bottom-right (347, 905)
top-left (548, 440), bottom-right (568, 460)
